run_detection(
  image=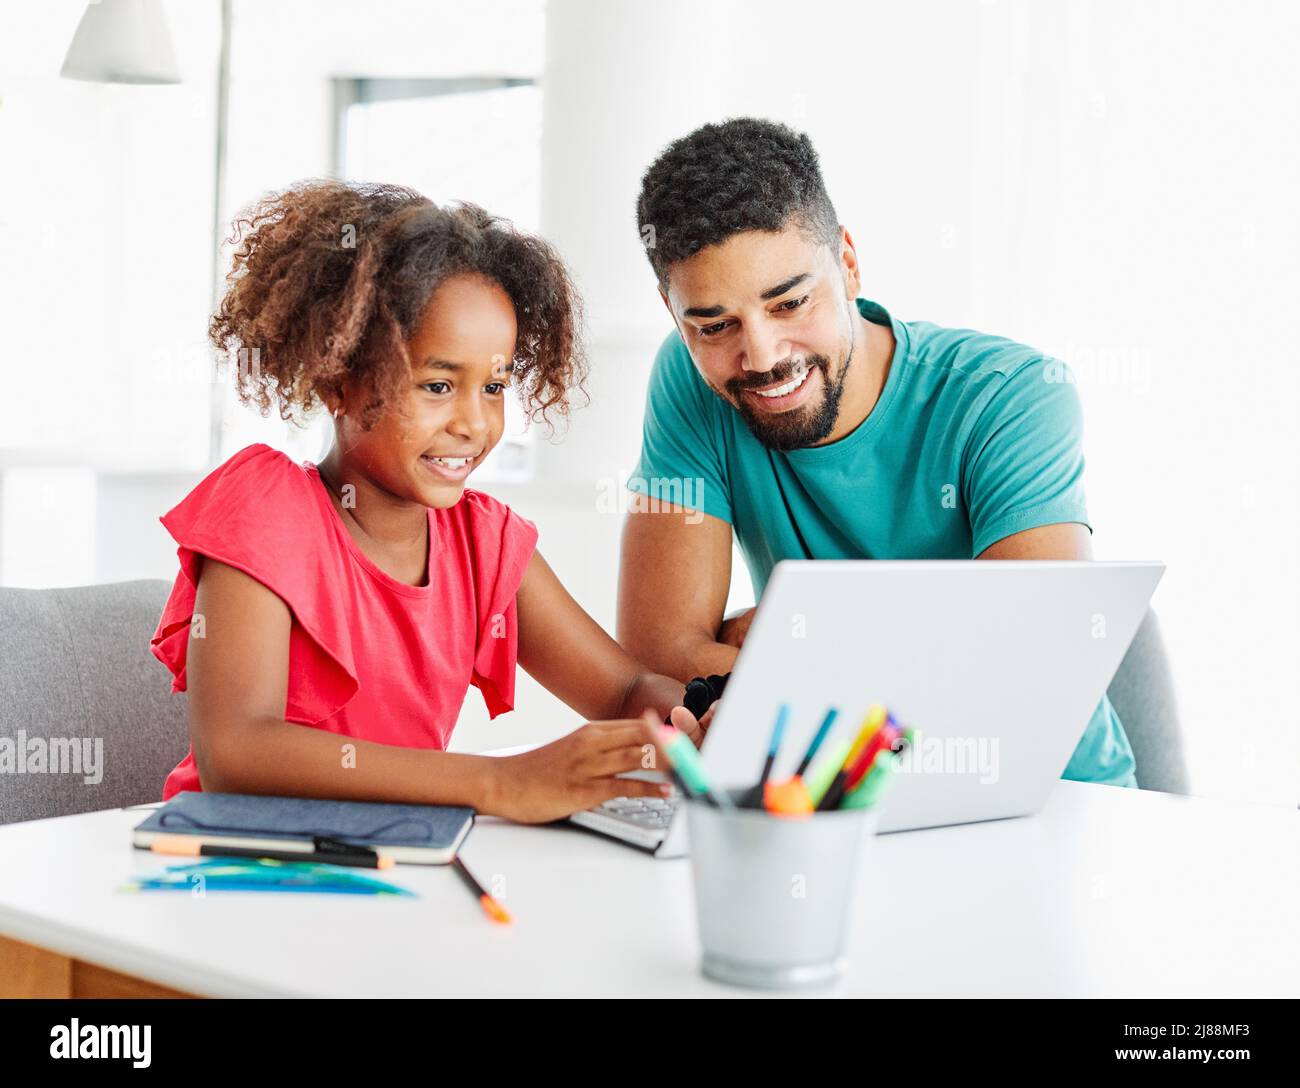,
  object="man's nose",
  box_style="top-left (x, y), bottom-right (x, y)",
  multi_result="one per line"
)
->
top-left (738, 321), bottom-right (789, 376)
